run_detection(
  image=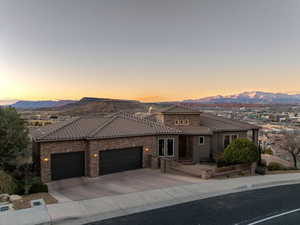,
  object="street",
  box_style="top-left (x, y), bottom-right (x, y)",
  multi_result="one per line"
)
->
top-left (86, 183), bottom-right (300, 225)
